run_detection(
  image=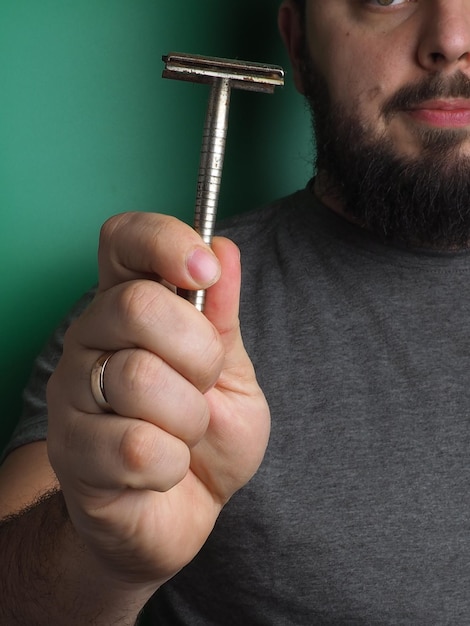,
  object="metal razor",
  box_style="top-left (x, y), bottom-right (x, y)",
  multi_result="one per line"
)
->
top-left (162, 52), bottom-right (284, 311)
